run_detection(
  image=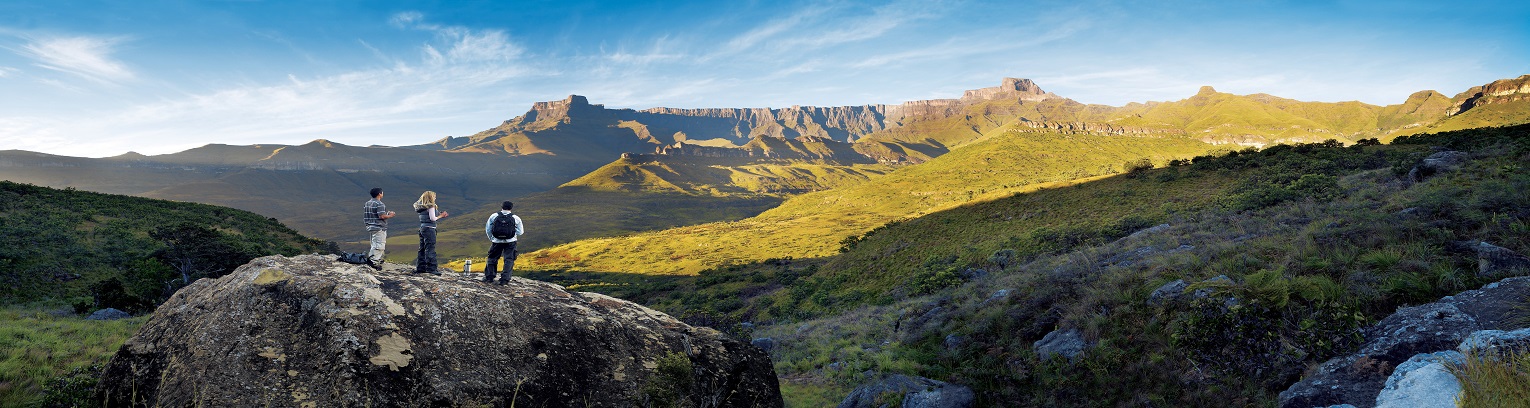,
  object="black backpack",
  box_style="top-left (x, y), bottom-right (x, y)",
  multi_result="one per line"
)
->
top-left (490, 213), bottom-right (516, 239)
top-left (337, 251), bottom-right (370, 264)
